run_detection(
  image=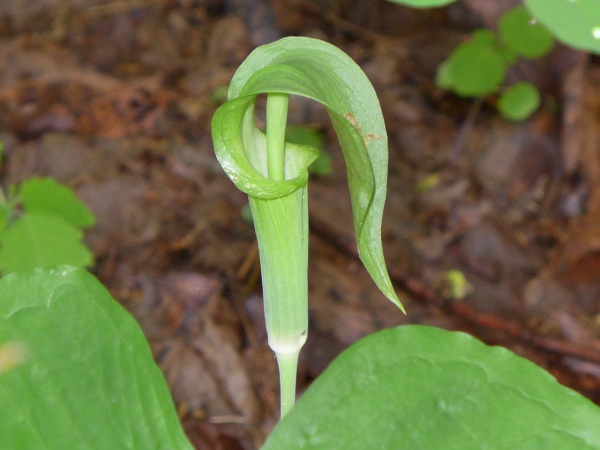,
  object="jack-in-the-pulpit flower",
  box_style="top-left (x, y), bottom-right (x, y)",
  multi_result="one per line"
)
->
top-left (211, 36), bottom-right (403, 417)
